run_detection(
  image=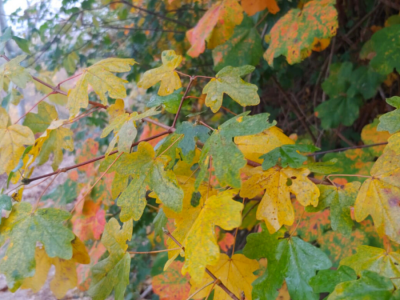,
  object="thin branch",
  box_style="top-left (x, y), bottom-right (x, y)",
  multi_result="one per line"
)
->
top-left (32, 172), bottom-right (60, 212)
top-left (309, 142), bottom-right (388, 156)
top-left (162, 228), bottom-right (240, 300)
top-left (14, 91), bottom-right (55, 124)
top-left (171, 76), bottom-right (195, 128)
top-left (271, 76), bottom-right (317, 143)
